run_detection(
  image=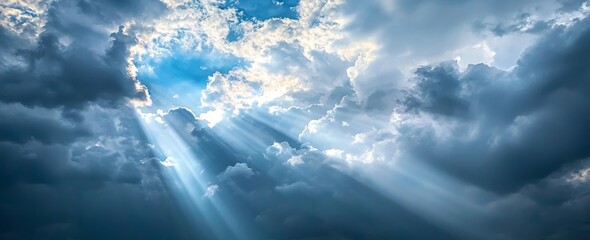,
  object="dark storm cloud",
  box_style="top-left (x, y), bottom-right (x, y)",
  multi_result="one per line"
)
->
top-left (484, 159), bottom-right (590, 239)
top-left (0, 104), bottom-right (207, 240)
top-left (403, 61), bottom-right (469, 117)
top-left (0, 0), bottom-right (167, 188)
top-left (0, 0), bottom-right (166, 182)
top-left (0, 179), bottom-right (197, 240)
top-left (0, 28), bottom-right (26, 71)
top-left (399, 17), bottom-right (590, 194)
top-left (2, 0), bottom-right (590, 240)
top-left (0, 0), bottom-right (166, 109)
top-left (0, 104), bottom-right (89, 144)
top-left (0, 0), bottom-right (203, 239)
top-left (0, 26), bottom-right (147, 109)
top-left (248, 164), bottom-right (456, 240)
